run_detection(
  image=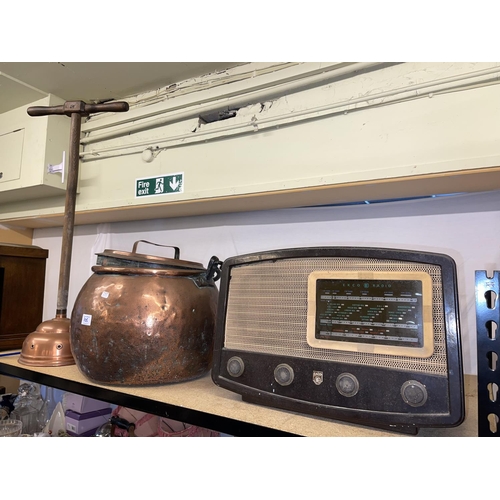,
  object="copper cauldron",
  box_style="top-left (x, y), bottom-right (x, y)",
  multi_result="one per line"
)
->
top-left (70, 241), bottom-right (222, 386)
